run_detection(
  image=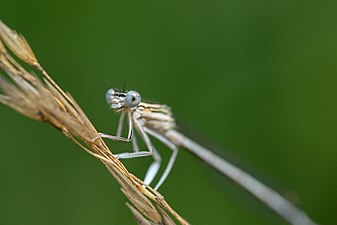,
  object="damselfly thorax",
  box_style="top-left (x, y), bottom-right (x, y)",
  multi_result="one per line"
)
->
top-left (135, 102), bottom-right (176, 134)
